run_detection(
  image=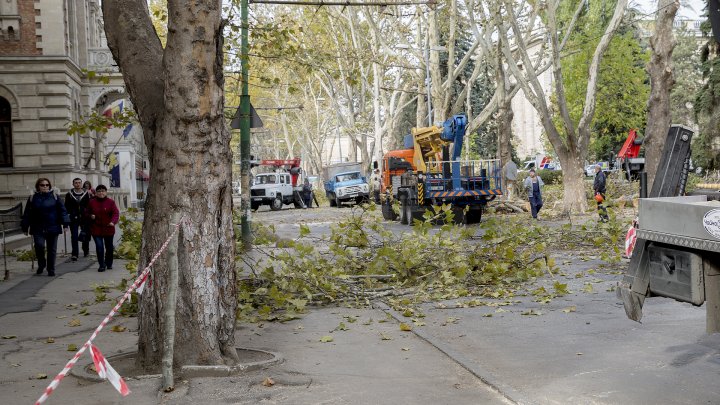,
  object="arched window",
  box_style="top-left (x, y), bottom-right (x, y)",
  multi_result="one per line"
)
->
top-left (0, 97), bottom-right (12, 167)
